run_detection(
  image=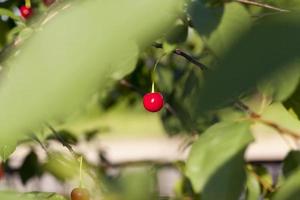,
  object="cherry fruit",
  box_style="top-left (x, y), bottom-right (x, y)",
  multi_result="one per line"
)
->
top-left (143, 92), bottom-right (164, 112)
top-left (19, 6), bottom-right (32, 19)
top-left (0, 164), bottom-right (4, 179)
top-left (71, 188), bottom-right (90, 200)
